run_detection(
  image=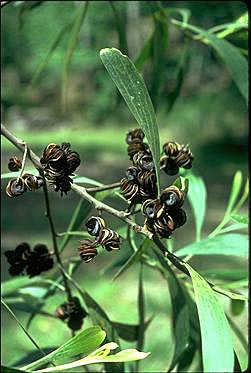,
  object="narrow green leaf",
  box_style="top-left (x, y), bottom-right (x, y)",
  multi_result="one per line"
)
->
top-left (59, 198), bottom-right (92, 253)
top-left (230, 299), bottom-right (245, 316)
top-left (175, 234), bottom-right (248, 257)
top-left (231, 213), bottom-right (248, 225)
top-left (219, 222), bottom-right (247, 234)
top-left (62, 1), bottom-right (89, 108)
top-left (134, 35), bottom-right (153, 70)
top-left (22, 326), bottom-right (106, 371)
top-left (153, 250), bottom-right (190, 372)
top-left (173, 176), bottom-right (189, 194)
top-left (79, 290), bottom-right (123, 373)
top-left (109, 1), bottom-right (128, 54)
top-left (33, 343), bottom-right (150, 372)
top-left (1, 276), bottom-right (43, 297)
top-left (72, 175), bottom-right (102, 186)
top-left (225, 171), bottom-right (243, 216)
top-left (199, 268), bottom-right (248, 282)
top-left (172, 20), bottom-right (248, 104)
top-left (100, 47), bottom-right (161, 195)
top-left (112, 238), bottom-right (151, 281)
top-left (185, 172), bottom-right (207, 241)
top-left (137, 264), bottom-right (145, 352)
top-left (184, 263), bottom-right (234, 372)
top-left (31, 22), bottom-right (73, 85)
top-left (1, 366), bottom-right (28, 373)
top-left (112, 317), bottom-right (153, 342)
